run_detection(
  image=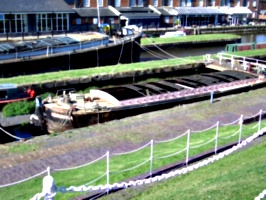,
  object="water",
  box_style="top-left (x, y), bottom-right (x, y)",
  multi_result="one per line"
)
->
top-left (140, 33), bottom-right (266, 62)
